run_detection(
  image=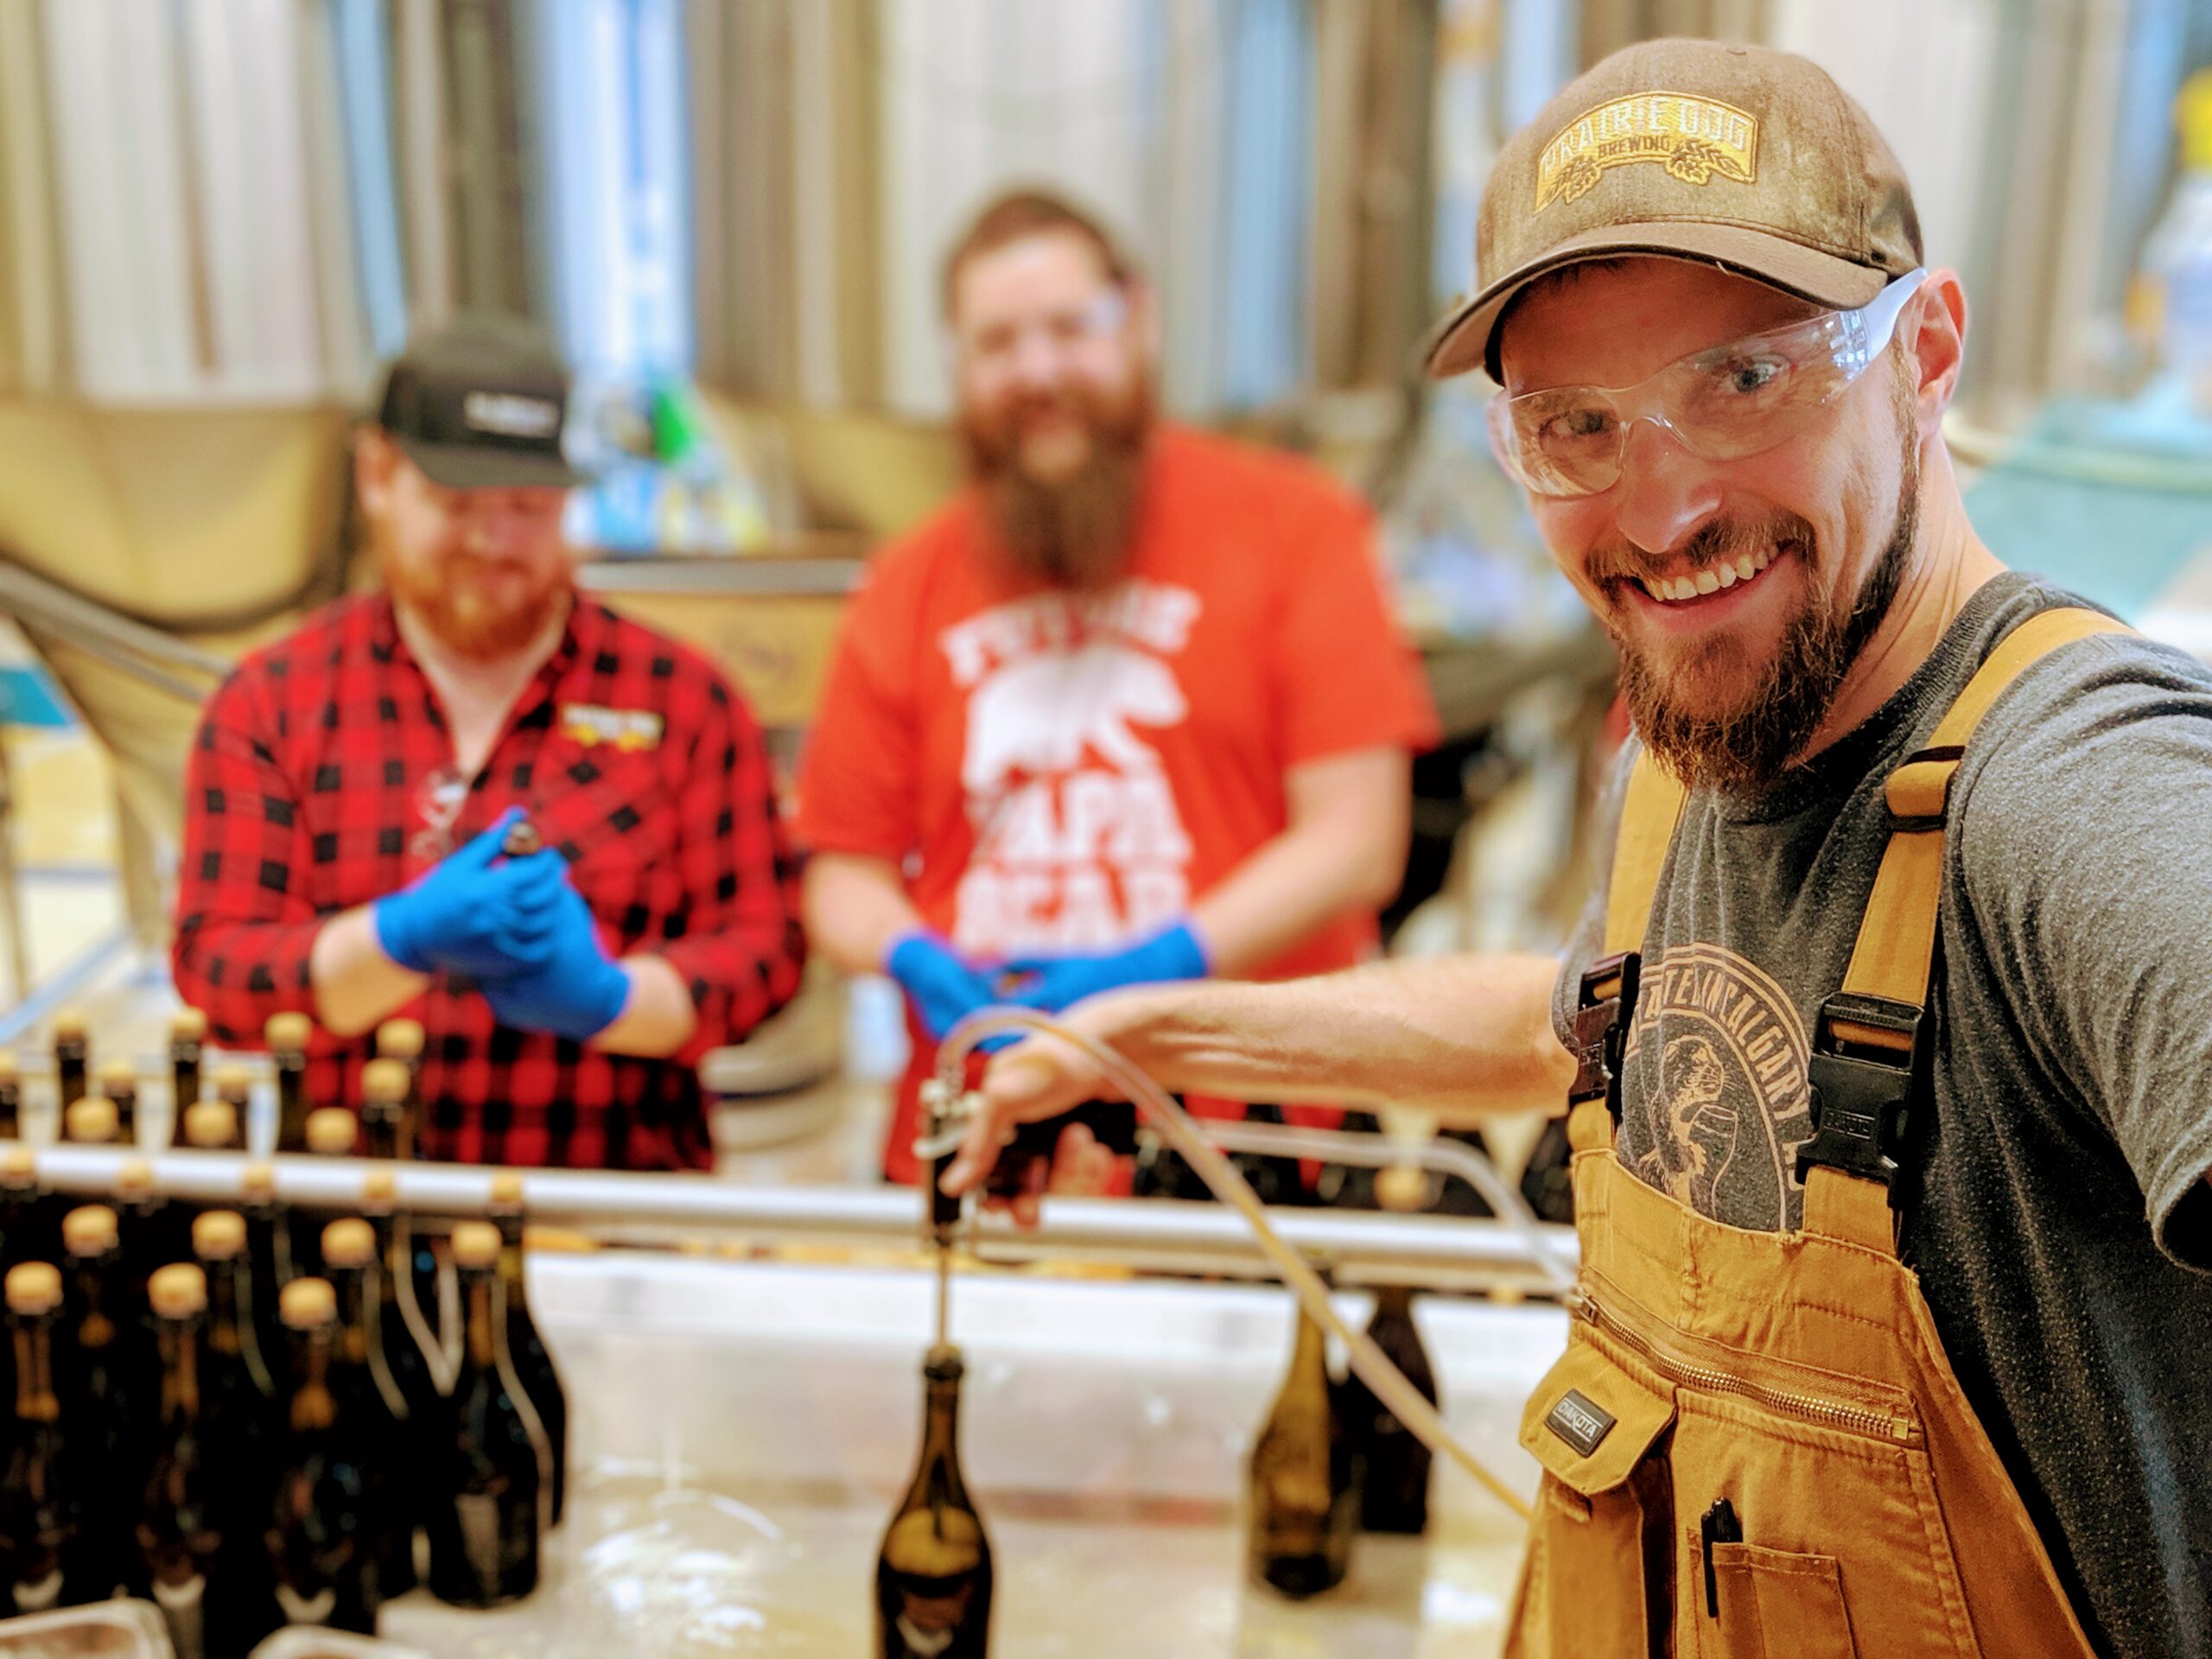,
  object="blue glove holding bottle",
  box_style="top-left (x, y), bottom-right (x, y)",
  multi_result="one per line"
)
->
top-left (884, 931), bottom-right (1003, 1043)
top-left (1004, 921), bottom-right (1210, 1013)
top-left (481, 875), bottom-right (632, 1040)
top-left (372, 807), bottom-right (566, 976)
